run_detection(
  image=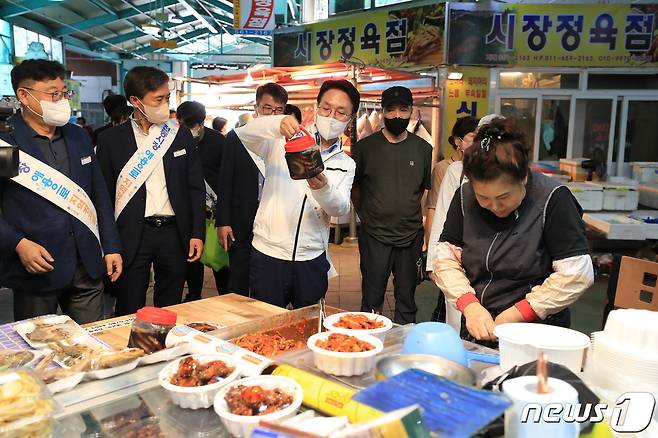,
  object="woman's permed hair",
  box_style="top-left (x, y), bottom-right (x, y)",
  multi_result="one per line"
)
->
top-left (463, 118), bottom-right (530, 183)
